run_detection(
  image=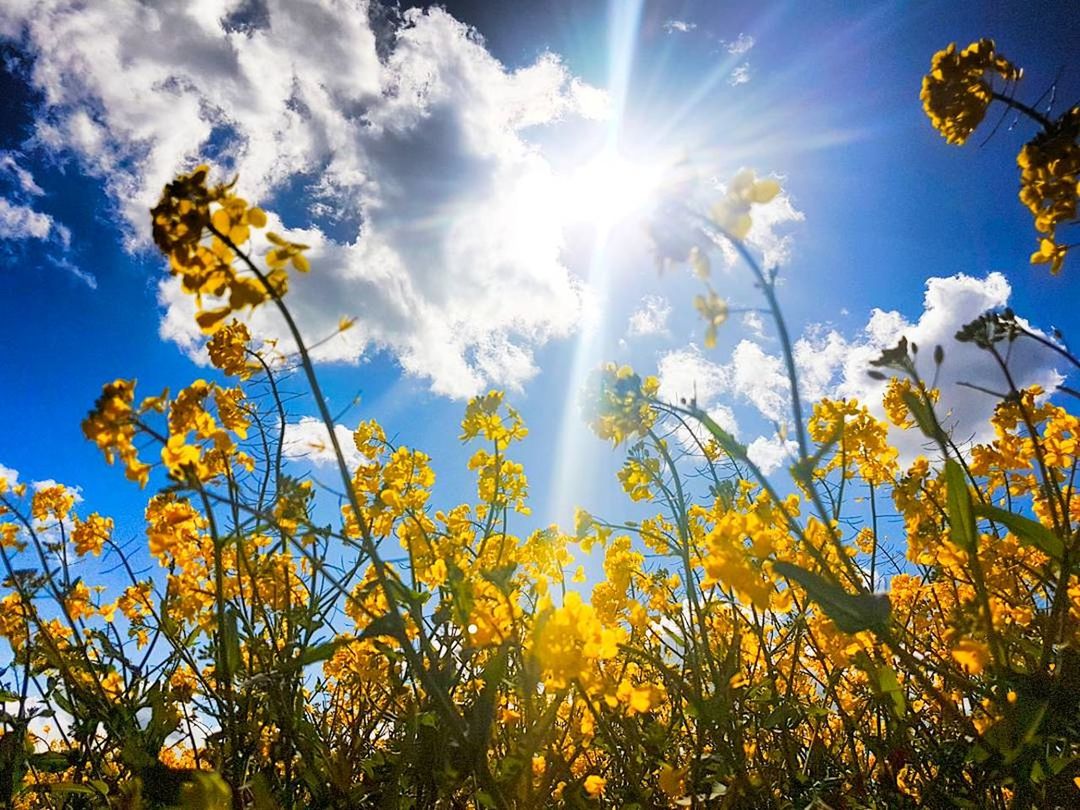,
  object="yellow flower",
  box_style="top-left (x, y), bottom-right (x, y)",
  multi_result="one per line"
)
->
top-left (151, 166), bottom-right (309, 334)
top-left (658, 763), bottom-right (688, 798)
top-left (65, 581), bottom-right (93, 623)
top-left (266, 231), bottom-right (311, 272)
top-left (425, 558), bottom-right (449, 588)
top-left (72, 513), bottom-right (113, 557)
top-left (30, 484), bottom-right (75, 524)
top-left (694, 291), bottom-right (728, 349)
top-left (207, 320), bottom-right (255, 378)
top-left (920, 39), bottom-right (1020, 145)
top-left (709, 168), bottom-right (781, 239)
top-left (100, 670), bottom-right (125, 700)
top-left (584, 774), bottom-right (606, 797)
top-left (531, 591), bottom-right (624, 689)
top-left (951, 639), bottom-right (991, 674)
top-left (1019, 105), bottom-right (1080, 275)
top-left (0, 524), bottom-right (23, 551)
top-left (583, 364), bottom-right (660, 446)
